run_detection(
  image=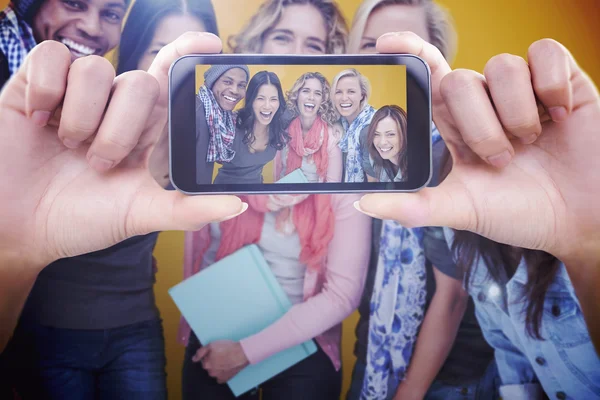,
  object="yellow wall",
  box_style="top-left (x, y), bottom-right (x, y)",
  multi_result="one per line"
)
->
top-left (3, 0), bottom-right (599, 399)
top-left (141, 2), bottom-right (600, 398)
